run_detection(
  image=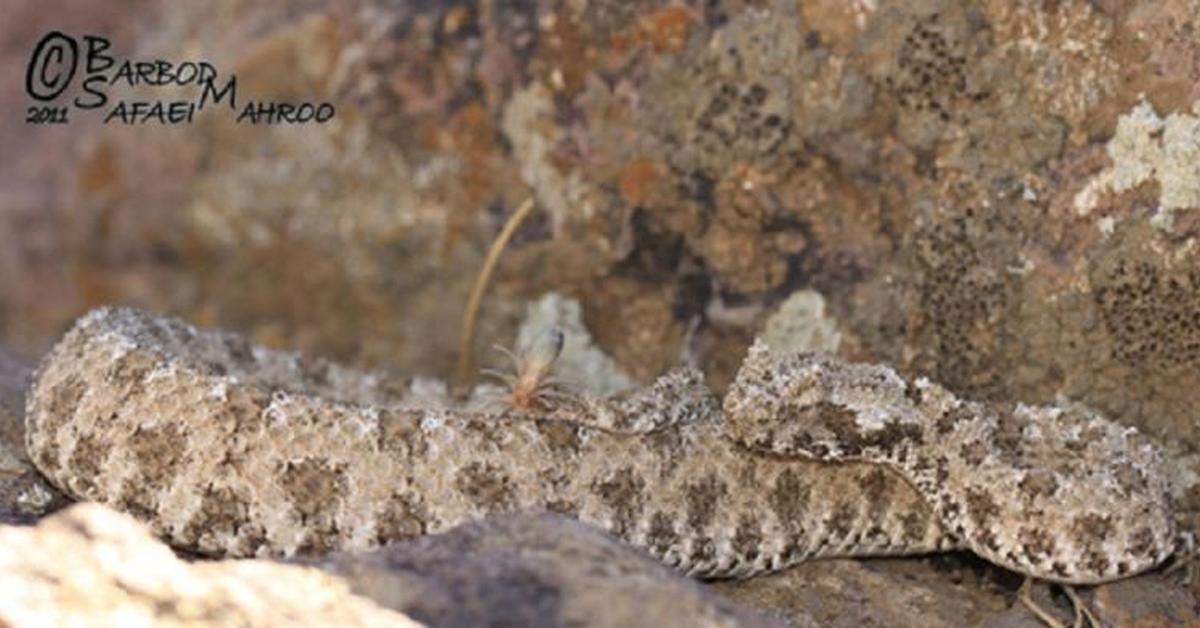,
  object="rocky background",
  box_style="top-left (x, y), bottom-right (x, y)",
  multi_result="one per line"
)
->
top-left (2, 0), bottom-right (1199, 625)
